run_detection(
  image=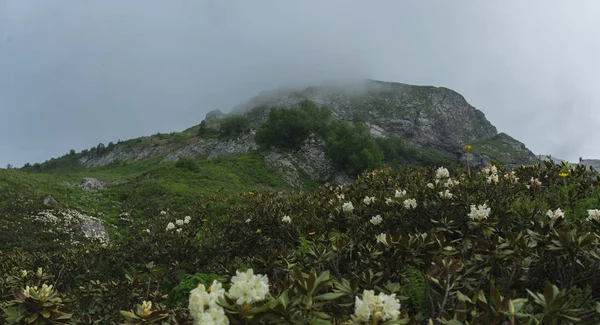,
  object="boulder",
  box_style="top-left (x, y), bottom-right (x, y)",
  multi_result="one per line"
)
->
top-left (80, 178), bottom-right (107, 191)
top-left (42, 195), bottom-right (58, 206)
top-left (79, 219), bottom-right (109, 245)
